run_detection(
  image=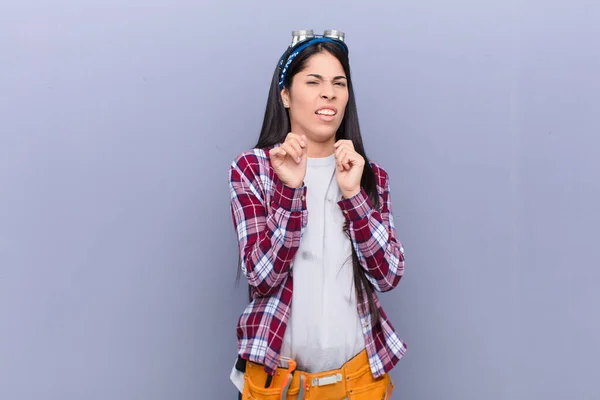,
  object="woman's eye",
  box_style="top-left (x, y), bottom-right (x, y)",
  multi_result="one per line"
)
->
top-left (307, 81), bottom-right (318, 85)
top-left (335, 82), bottom-right (347, 87)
